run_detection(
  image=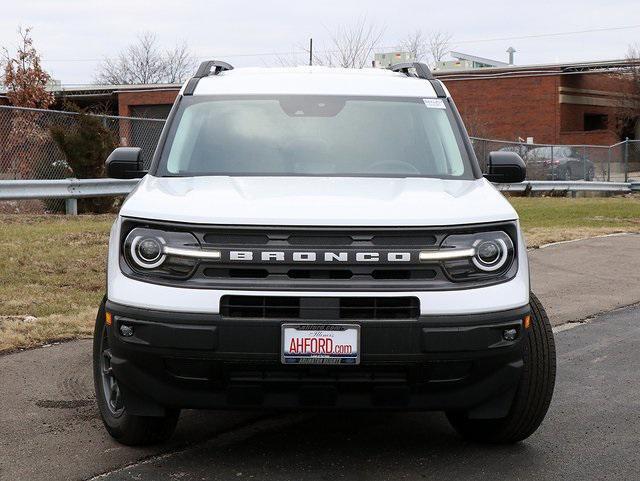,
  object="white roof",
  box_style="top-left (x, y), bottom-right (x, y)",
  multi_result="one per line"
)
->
top-left (189, 66), bottom-right (442, 98)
